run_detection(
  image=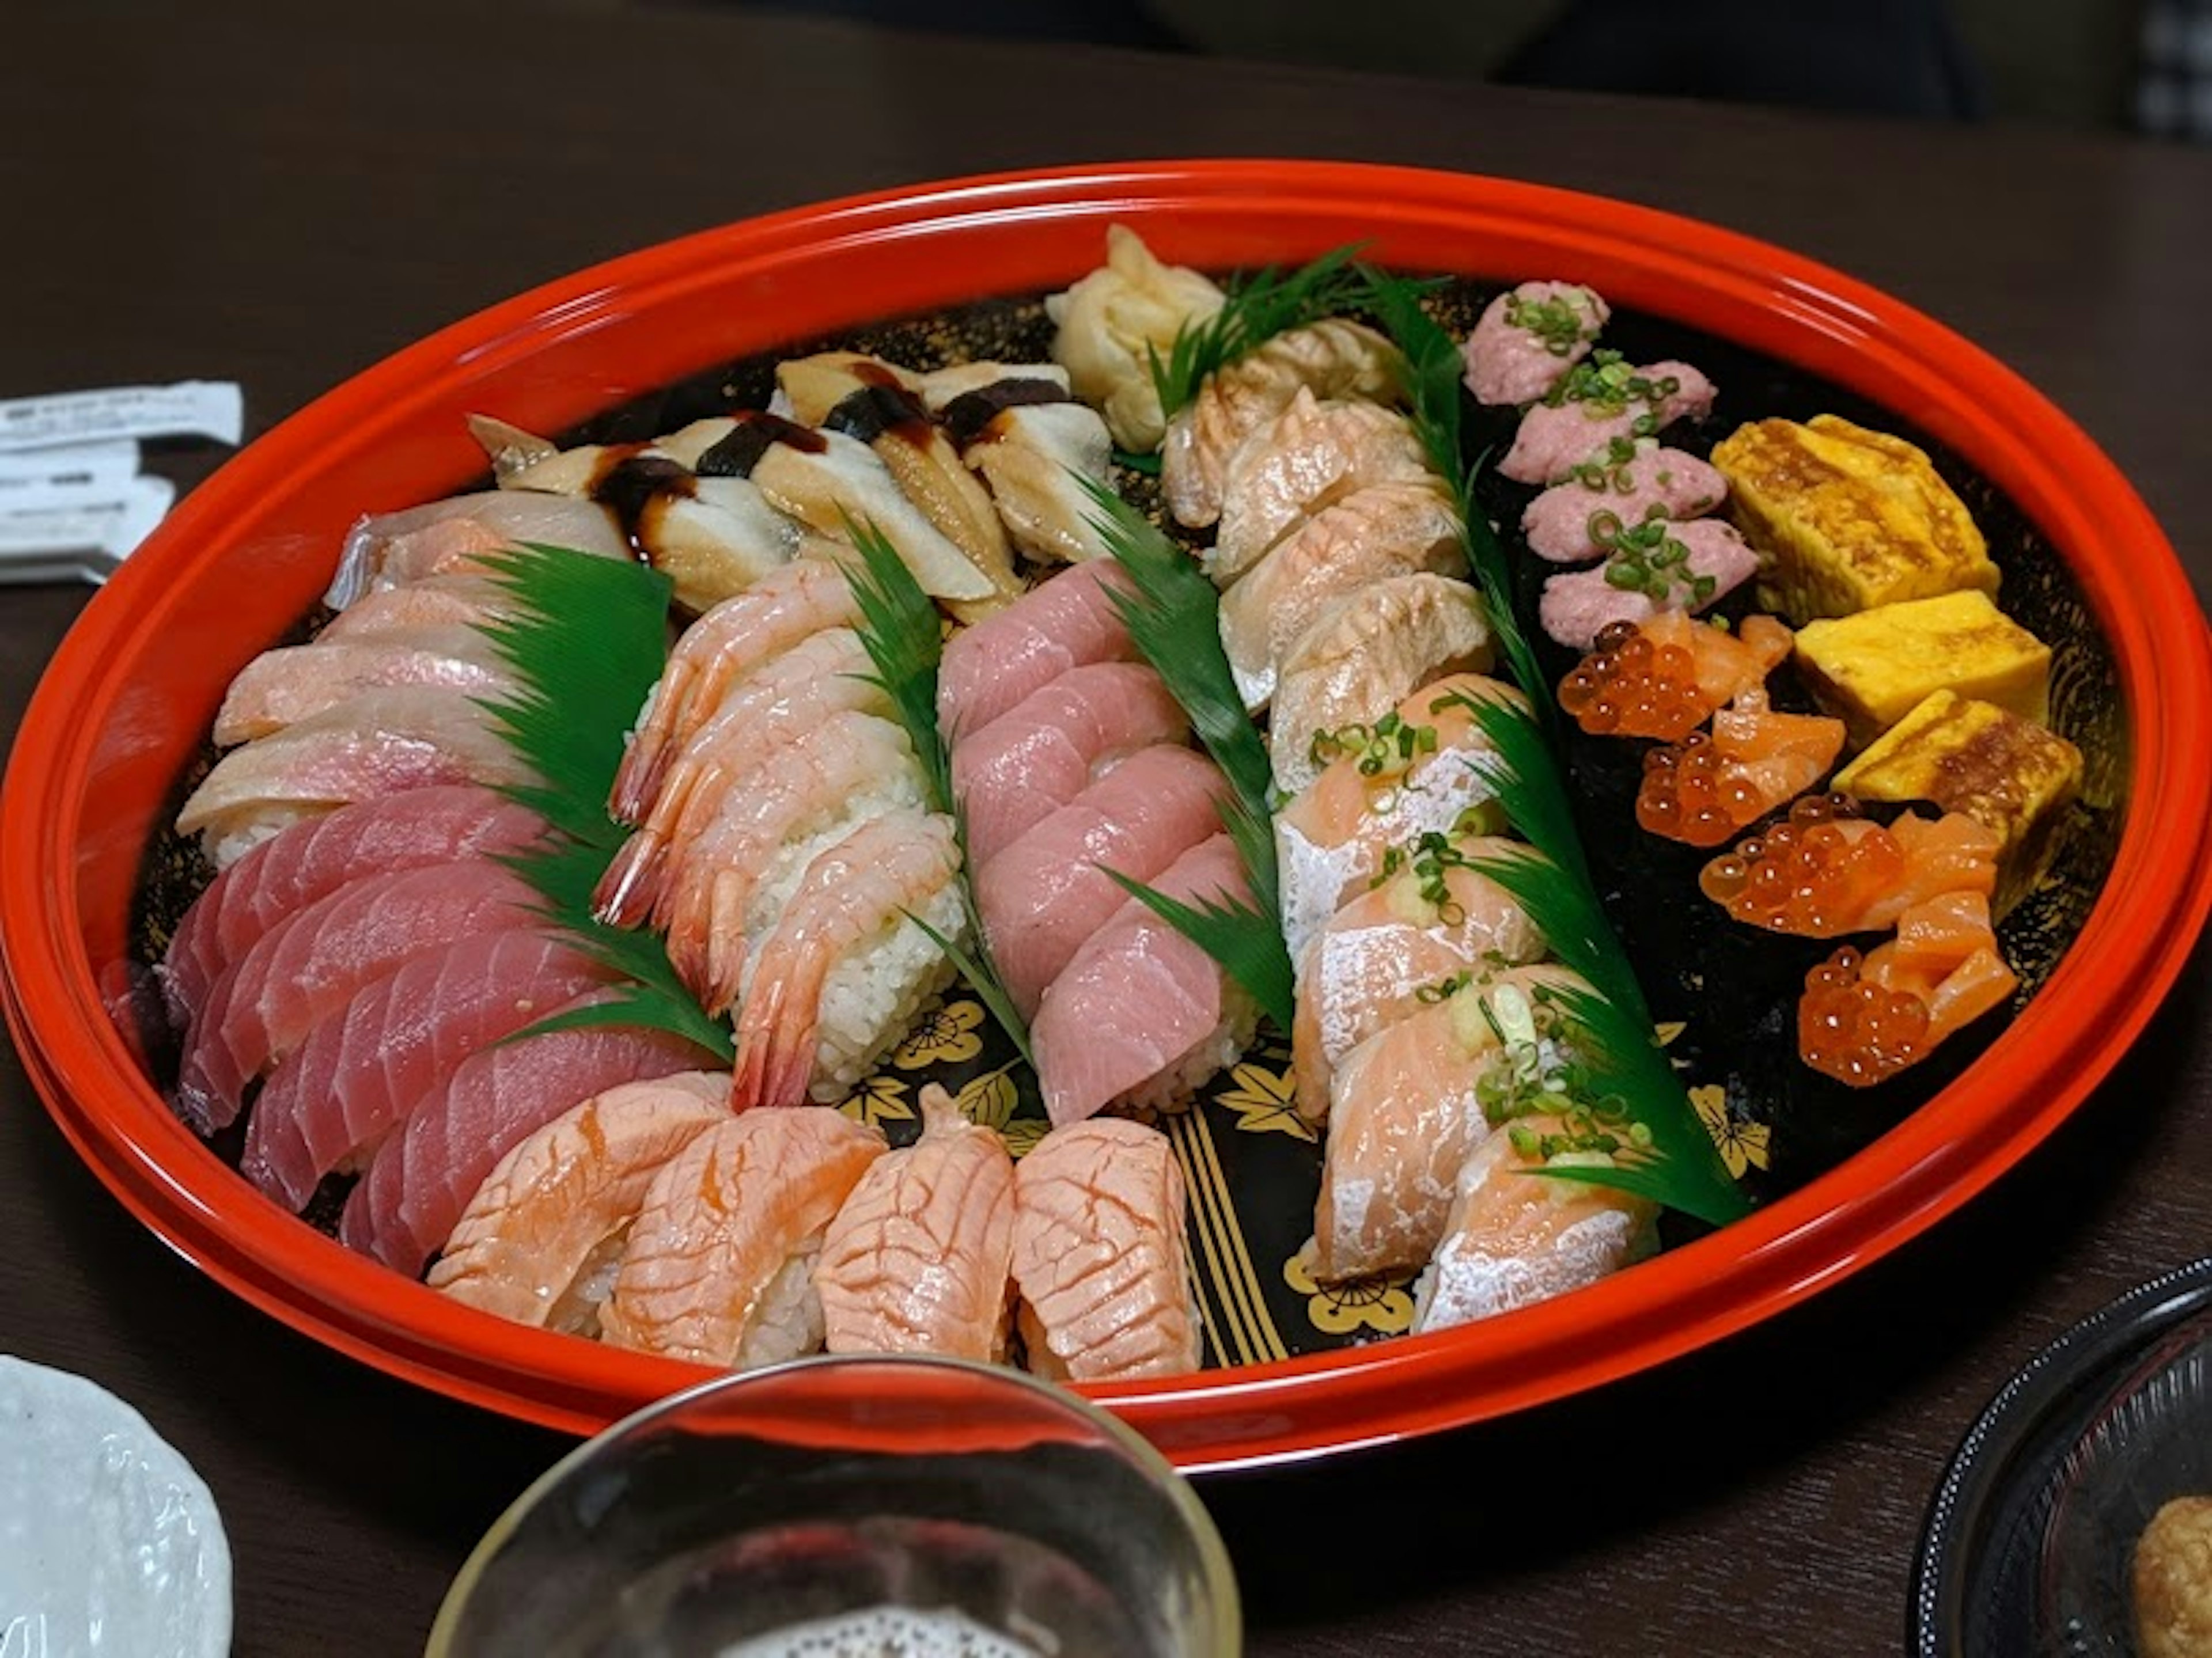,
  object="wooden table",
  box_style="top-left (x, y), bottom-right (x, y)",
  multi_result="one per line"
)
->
top-left (3, 5), bottom-right (2207, 1653)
